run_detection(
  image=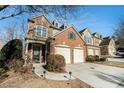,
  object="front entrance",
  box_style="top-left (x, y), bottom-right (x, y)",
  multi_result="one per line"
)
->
top-left (32, 44), bottom-right (46, 63)
top-left (33, 46), bottom-right (41, 63)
